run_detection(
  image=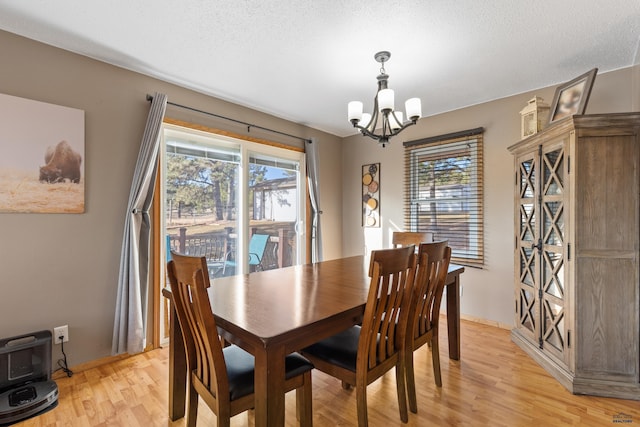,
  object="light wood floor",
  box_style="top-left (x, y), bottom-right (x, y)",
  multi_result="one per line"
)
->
top-left (15, 319), bottom-right (640, 426)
